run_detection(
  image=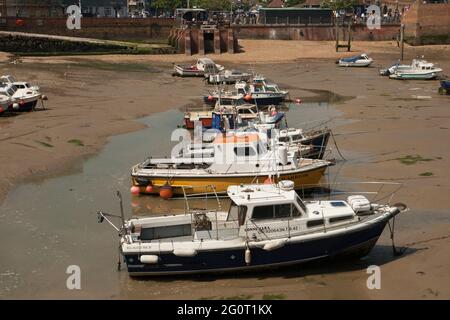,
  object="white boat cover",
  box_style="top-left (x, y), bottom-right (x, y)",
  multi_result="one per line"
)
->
top-left (347, 195), bottom-right (371, 213)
